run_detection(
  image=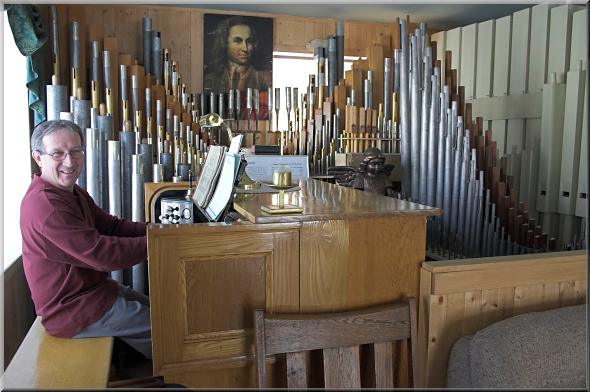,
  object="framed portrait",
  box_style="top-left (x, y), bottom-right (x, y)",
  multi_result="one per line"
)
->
top-left (203, 14), bottom-right (273, 119)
